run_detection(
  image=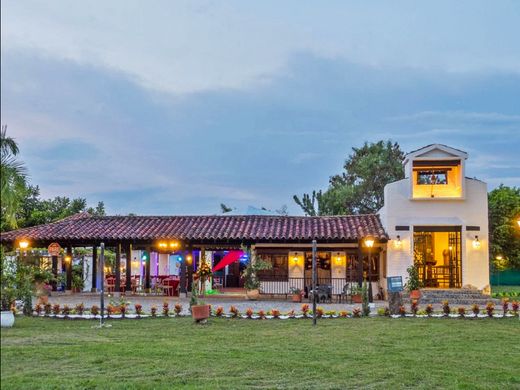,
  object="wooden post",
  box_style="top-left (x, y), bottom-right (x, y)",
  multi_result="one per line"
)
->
top-left (66, 246), bottom-right (73, 291)
top-left (91, 245), bottom-right (98, 292)
top-left (115, 243), bottom-right (121, 294)
top-left (180, 247), bottom-right (188, 295)
top-left (125, 244), bottom-right (132, 292)
top-left (145, 247), bottom-right (151, 292)
top-left (51, 255), bottom-right (58, 291)
top-left (357, 240), bottom-right (364, 287)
